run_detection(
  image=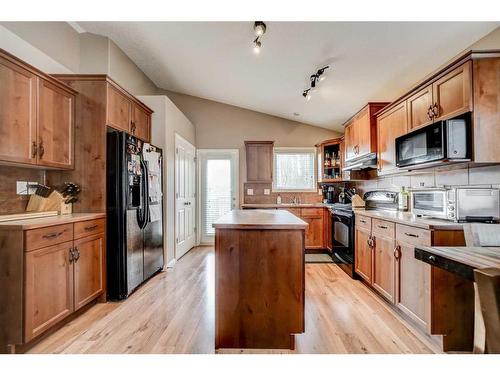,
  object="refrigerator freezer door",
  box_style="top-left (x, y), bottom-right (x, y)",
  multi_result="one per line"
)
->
top-left (144, 208), bottom-right (164, 280)
top-left (126, 209), bottom-right (144, 294)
